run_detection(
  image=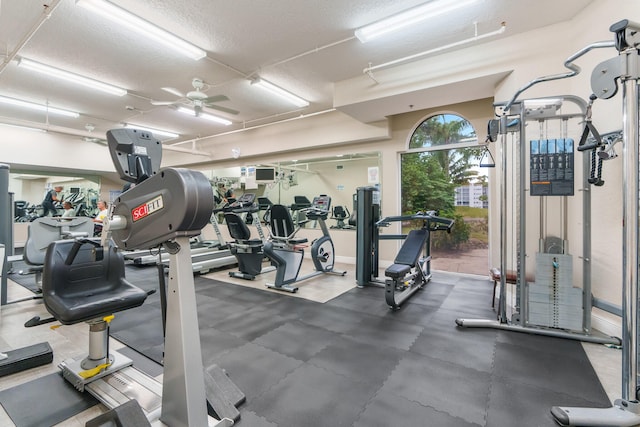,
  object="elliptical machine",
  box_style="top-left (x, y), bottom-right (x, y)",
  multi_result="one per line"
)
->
top-left (264, 195), bottom-right (346, 293)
